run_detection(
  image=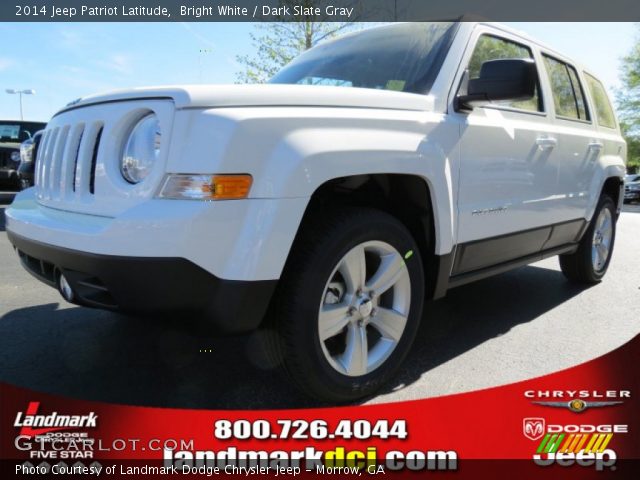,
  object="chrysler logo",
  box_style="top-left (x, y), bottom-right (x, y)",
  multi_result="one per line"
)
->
top-left (532, 400), bottom-right (623, 413)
